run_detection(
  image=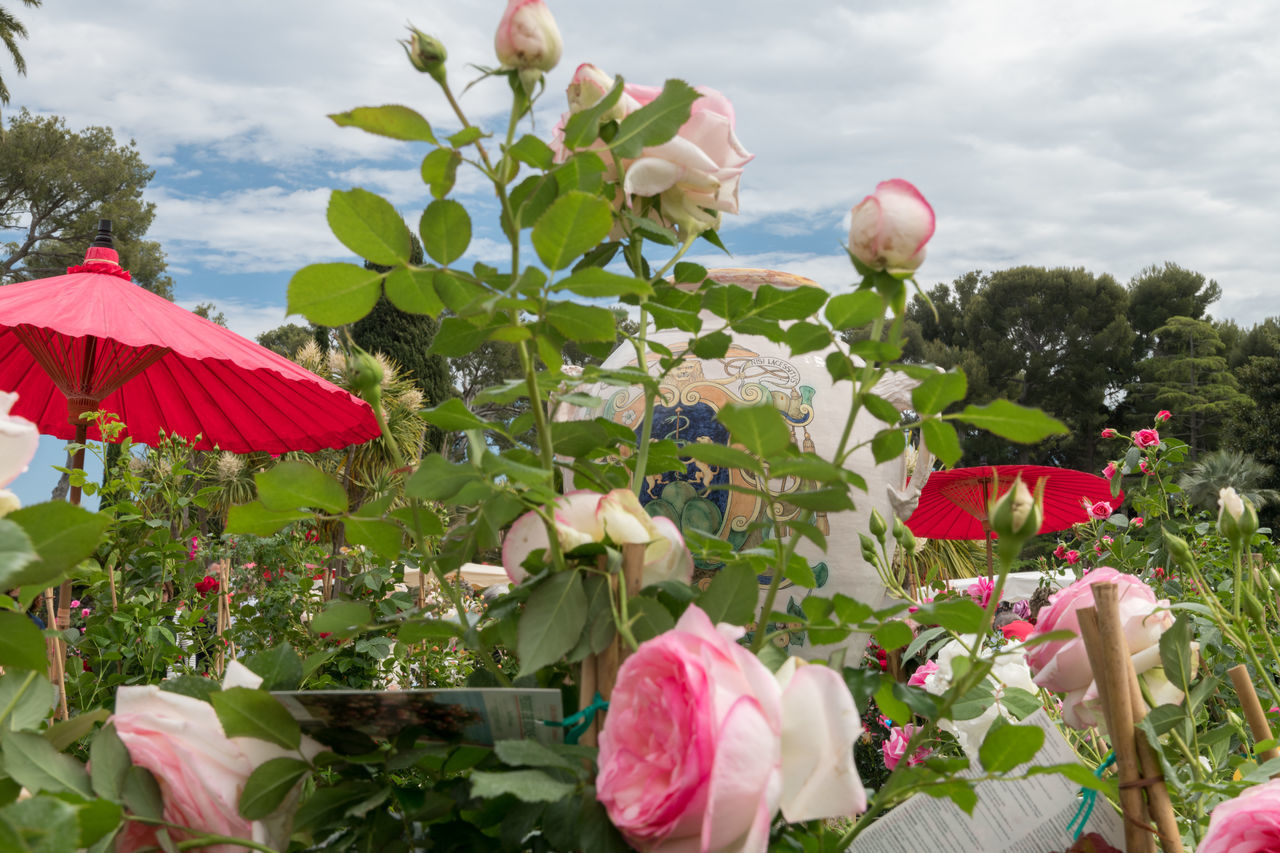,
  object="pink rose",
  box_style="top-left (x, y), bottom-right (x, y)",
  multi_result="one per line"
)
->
top-left (503, 489), bottom-right (693, 588)
top-left (882, 725), bottom-right (929, 770)
top-left (494, 0), bottom-right (562, 72)
top-left (1132, 516), bottom-right (1144, 528)
top-left (554, 64), bottom-right (753, 236)
top-left (113, 663), bottom-right (318, 852)
top-left (81, 607), bottom-right (91, 618)
top-left (908, 660), bottom-right (938, 688)
top-left (597, 606), bottom-right (866, 852)
top-left (1155, 410), bottom-right (1172, 423)
top-left (0, 391), bottom-right (39, 488)
top-left (1102, 462), bottom-right (1116, 480)
top-left (1198, 779), bottom-right (1280, 852)
top-left (1084, 499), bottom-right (1112, 520)
top-left (848, 179), bottom-right (935, 274)
top-left (1100, 428), bottom-right (1117, 439)
top-left (1065, 550), bottom-right (1081, 565)
top-left (1133, 429), bottom-right (1160, 448)
top-left (1024, 567), bottom-right (1173, 728)
top-left (1053, 544), bottom-right (1067, 560)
